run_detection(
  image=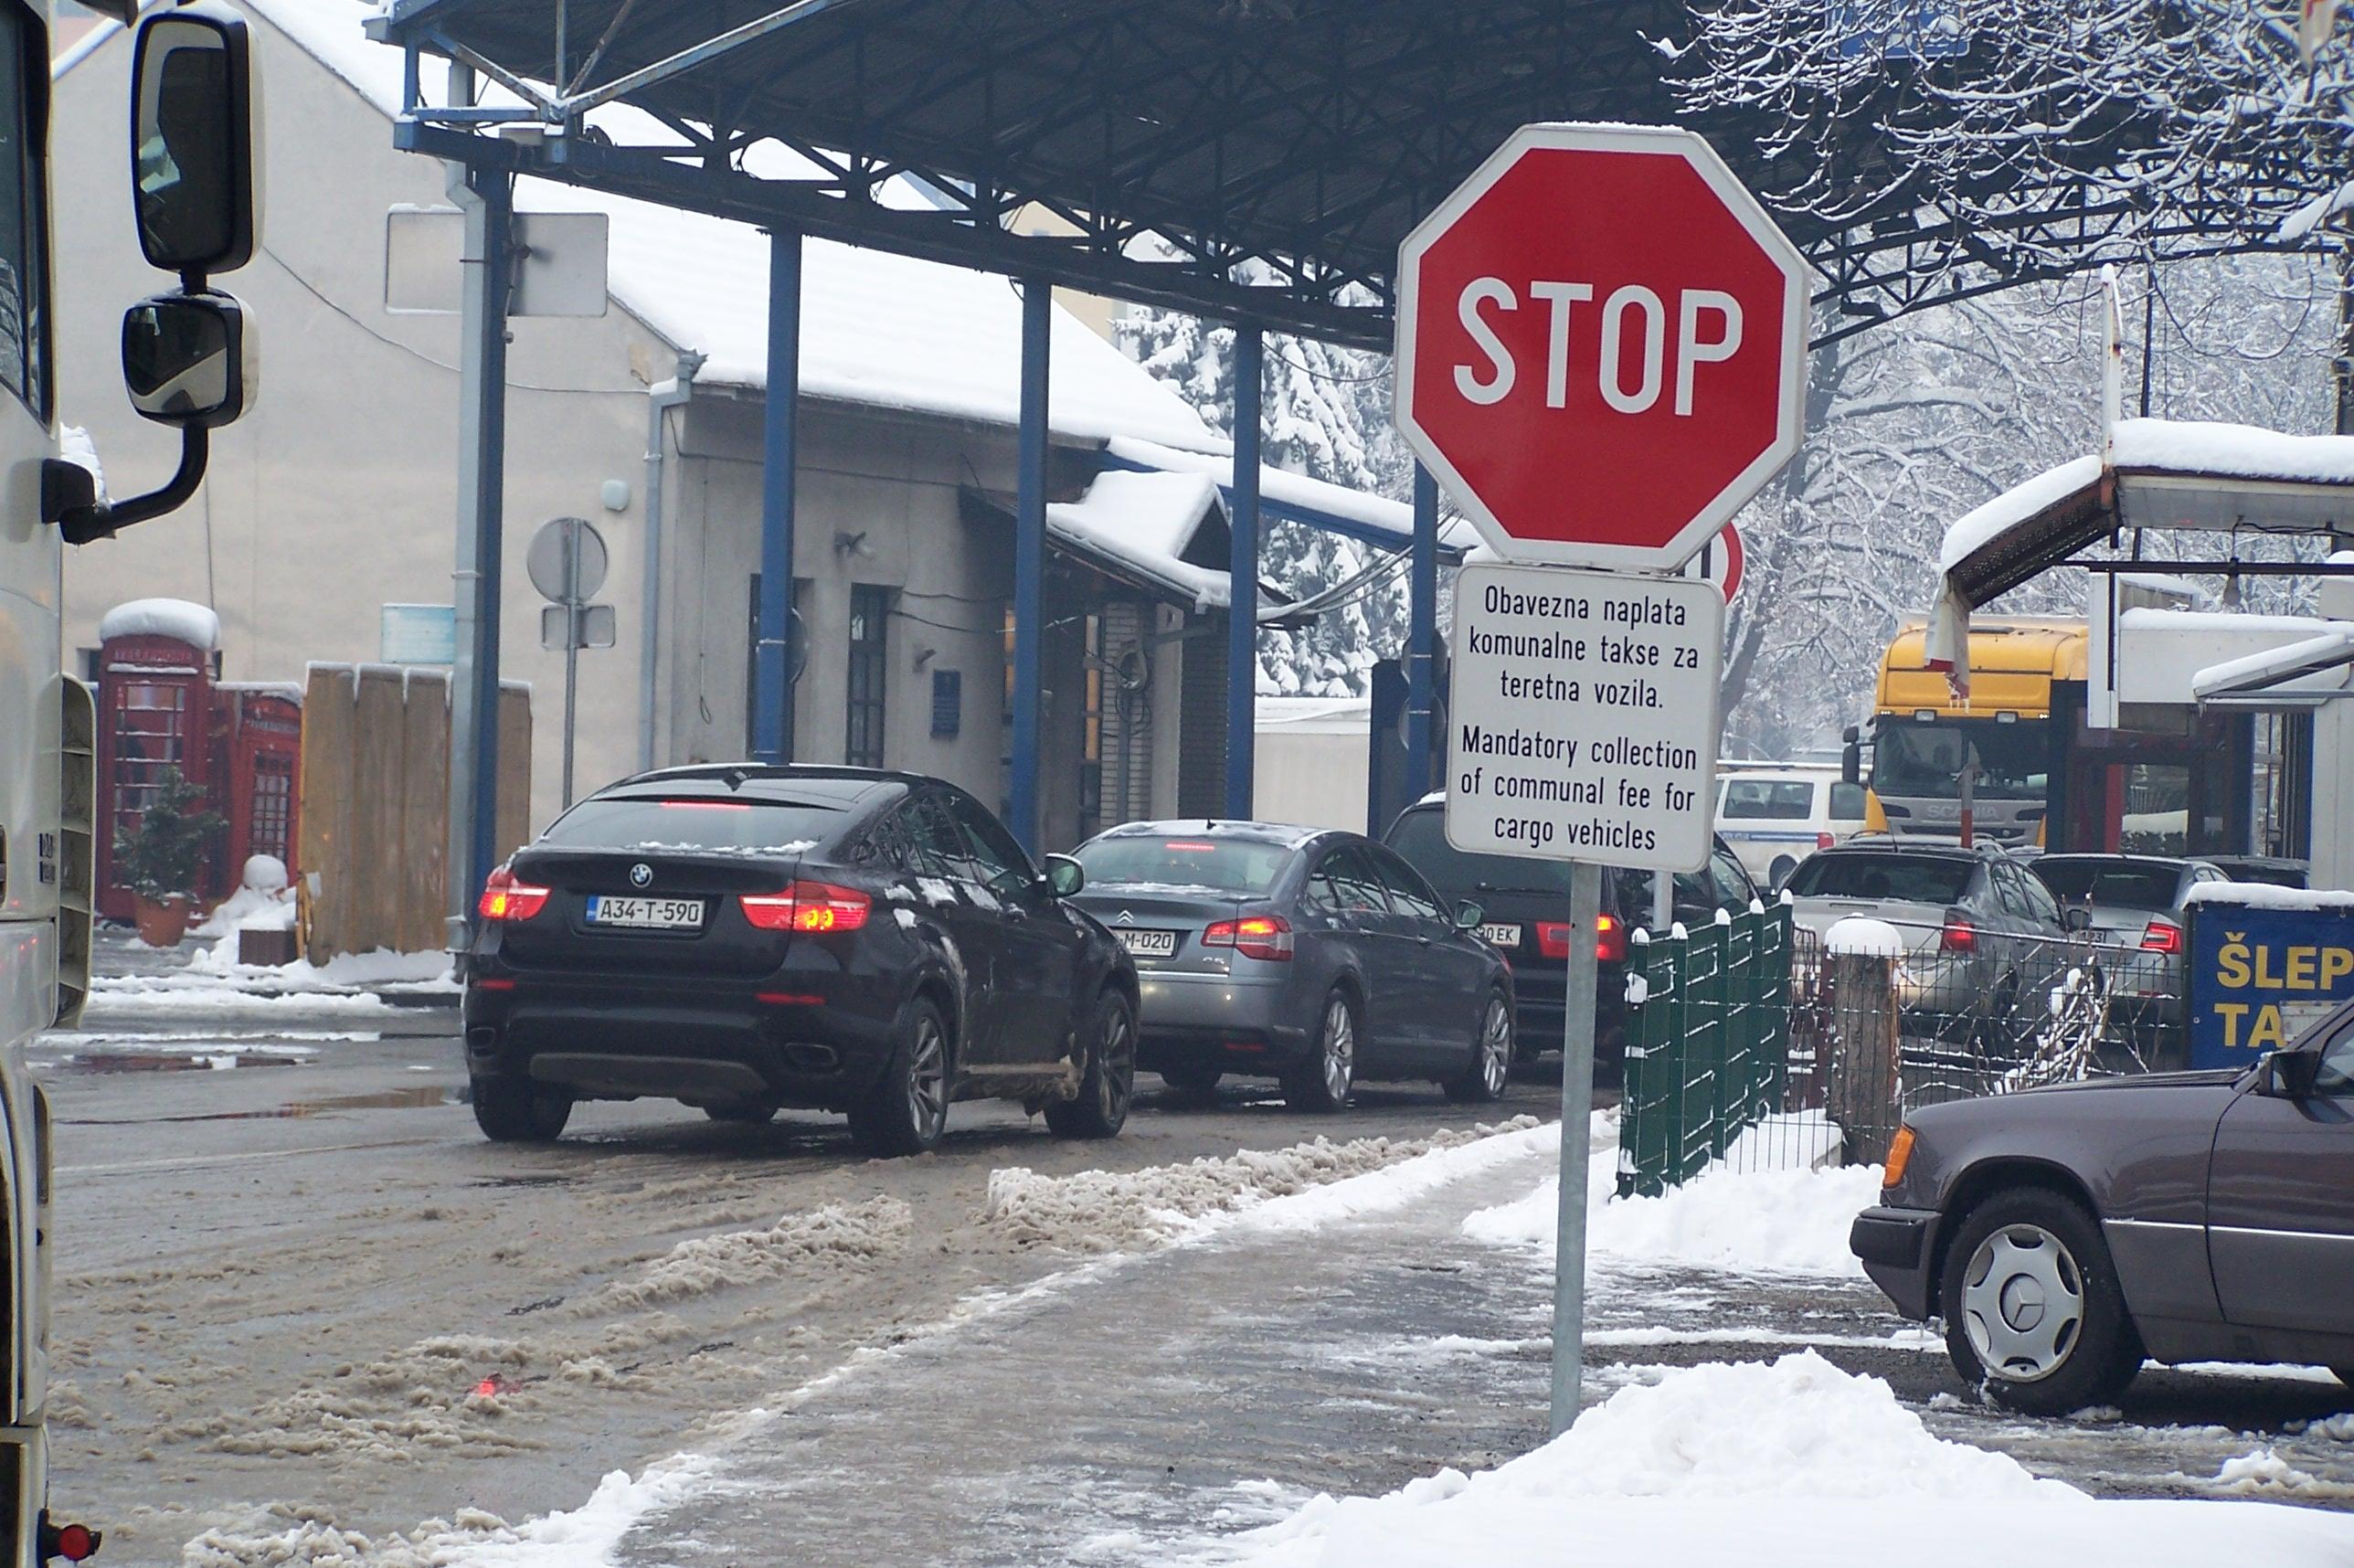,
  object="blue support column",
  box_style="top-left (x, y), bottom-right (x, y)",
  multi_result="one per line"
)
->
top-left (1405, 463), bottom-right (1438, 797)
top-left (754, 228), bottom-right (801, 764)
top-left (1008, 277), bottom-right (1051, 853)
top-left (1226, 325), bottom-right (1263, 820)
